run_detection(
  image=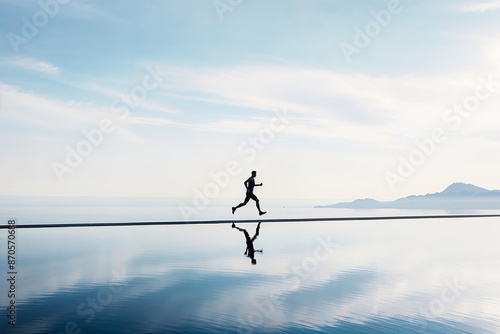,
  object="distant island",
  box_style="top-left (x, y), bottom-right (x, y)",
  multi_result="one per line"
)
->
top-left (315, 183), bottom-right (500, 210)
